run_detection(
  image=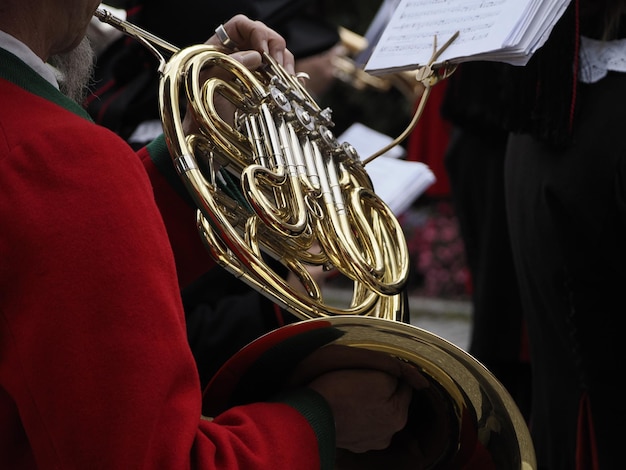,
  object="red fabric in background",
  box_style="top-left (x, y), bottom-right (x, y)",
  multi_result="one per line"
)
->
top-left (576, 393), bottom-right (599, 470)
top-left (406, 80), bottom-right (452, 198)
